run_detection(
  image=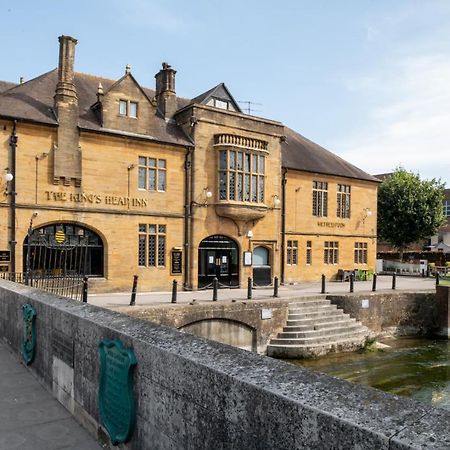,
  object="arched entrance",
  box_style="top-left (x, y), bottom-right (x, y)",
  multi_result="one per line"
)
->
top-left (23, 223), bottom-right (104, 277)
top-left (252, 246), bottom-right (271, 286)
top-left (198, 235), bottom-right (239, 288)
